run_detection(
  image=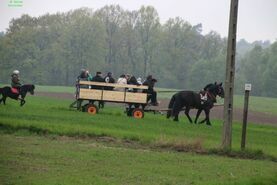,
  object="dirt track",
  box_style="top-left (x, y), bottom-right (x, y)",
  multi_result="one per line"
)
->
top-left (36, 92), bottom-right (277, 125)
